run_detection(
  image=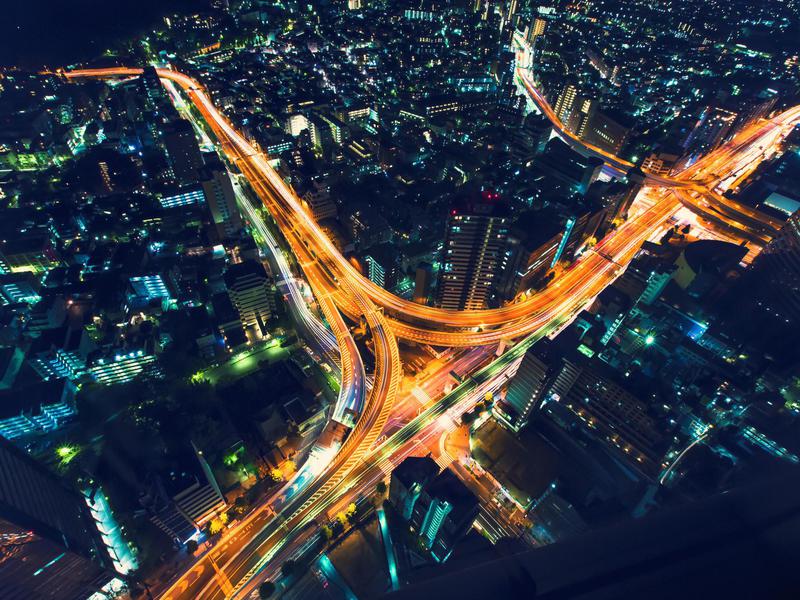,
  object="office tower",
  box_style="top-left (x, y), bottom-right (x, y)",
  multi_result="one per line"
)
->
top-left (163, 119), bottom-right (204, 183)
top-left (224, 260), bottom-right (274, 341)
top-left (496, 232), bottom-right (531, 302)
top-left (307, 114), bottom-right (333, 151)
top-left (568, 96), bottom-right (597, 138)
top-left (348, 0), bottom-right (362, 9)
top-left (437, 192), bottom-right (510, 310)
top-left (498, 343), bottom-right (552, 431)
top-left (389, 455), bottom-right (439, 520)
top-left (553, 84), bottom-right (578, 125)
top-left (582, 109), bottom-right (633, 155)
top-left (741, 214), bottom-right (800, 325)
top-left (545, 359), bottom-right (665, 476)
top-left (364, 244), bottom-right (400, 291)
top-left (285, 113), bottom-right (310, 137)
top-left (319, 113), bottom-right (349, 145)
top-left (505, 0), bottom-right (519, 24)
top-left (523, 112), bottom-right (553, 155)
top-left (0, 438), bottom-right (112, 600)
top-left (682, 105), bottom-right (738, 156)
top-left (302, 182), bottom-right (337, 221)
top-left (201, 168), bottom-right (243, 238)
top-left (408, 469), bottom-right (480, 563)
top-left (142, 444), bottom-right (227, 545)
top-left (139, 65), bottom-right (165, 108)
top-left (534, 139), bottom-right (604, 194)
top-left (413, 262), bottom-right (434, 304)
top-left (527, 16), bottom-right (547, 43)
